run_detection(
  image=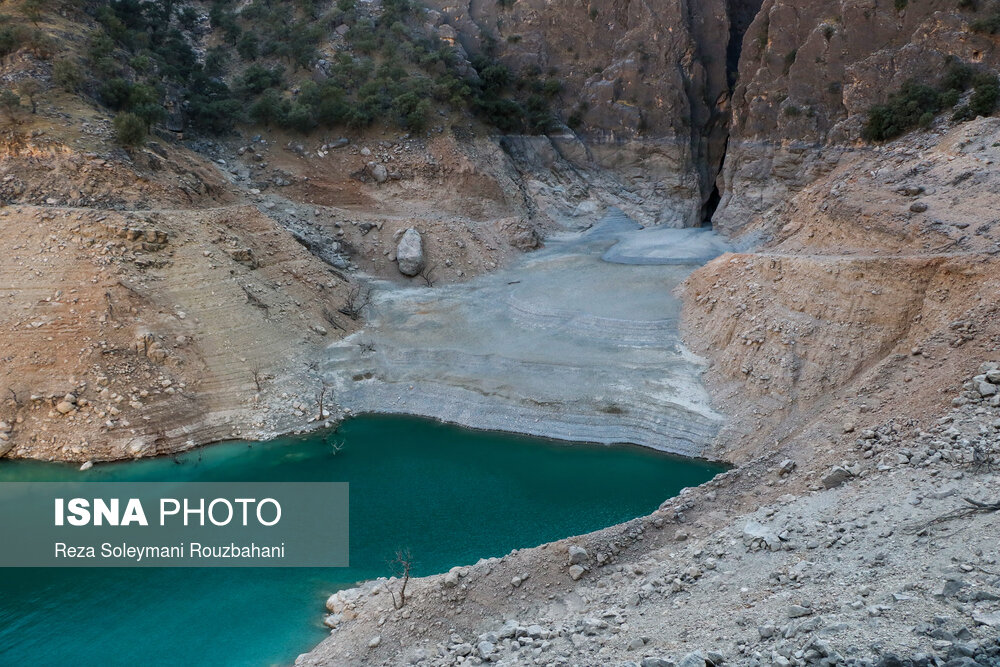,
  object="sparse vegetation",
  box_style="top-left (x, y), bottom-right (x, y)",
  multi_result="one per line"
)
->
top-left (52, 58), bottom-right (84, 92)
top-left (971, 10), bottom-right (1000, 33)
top-left (862, 62), bottom-right (998, 142)
top-left (33, 0), bottom-right (553, 139)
